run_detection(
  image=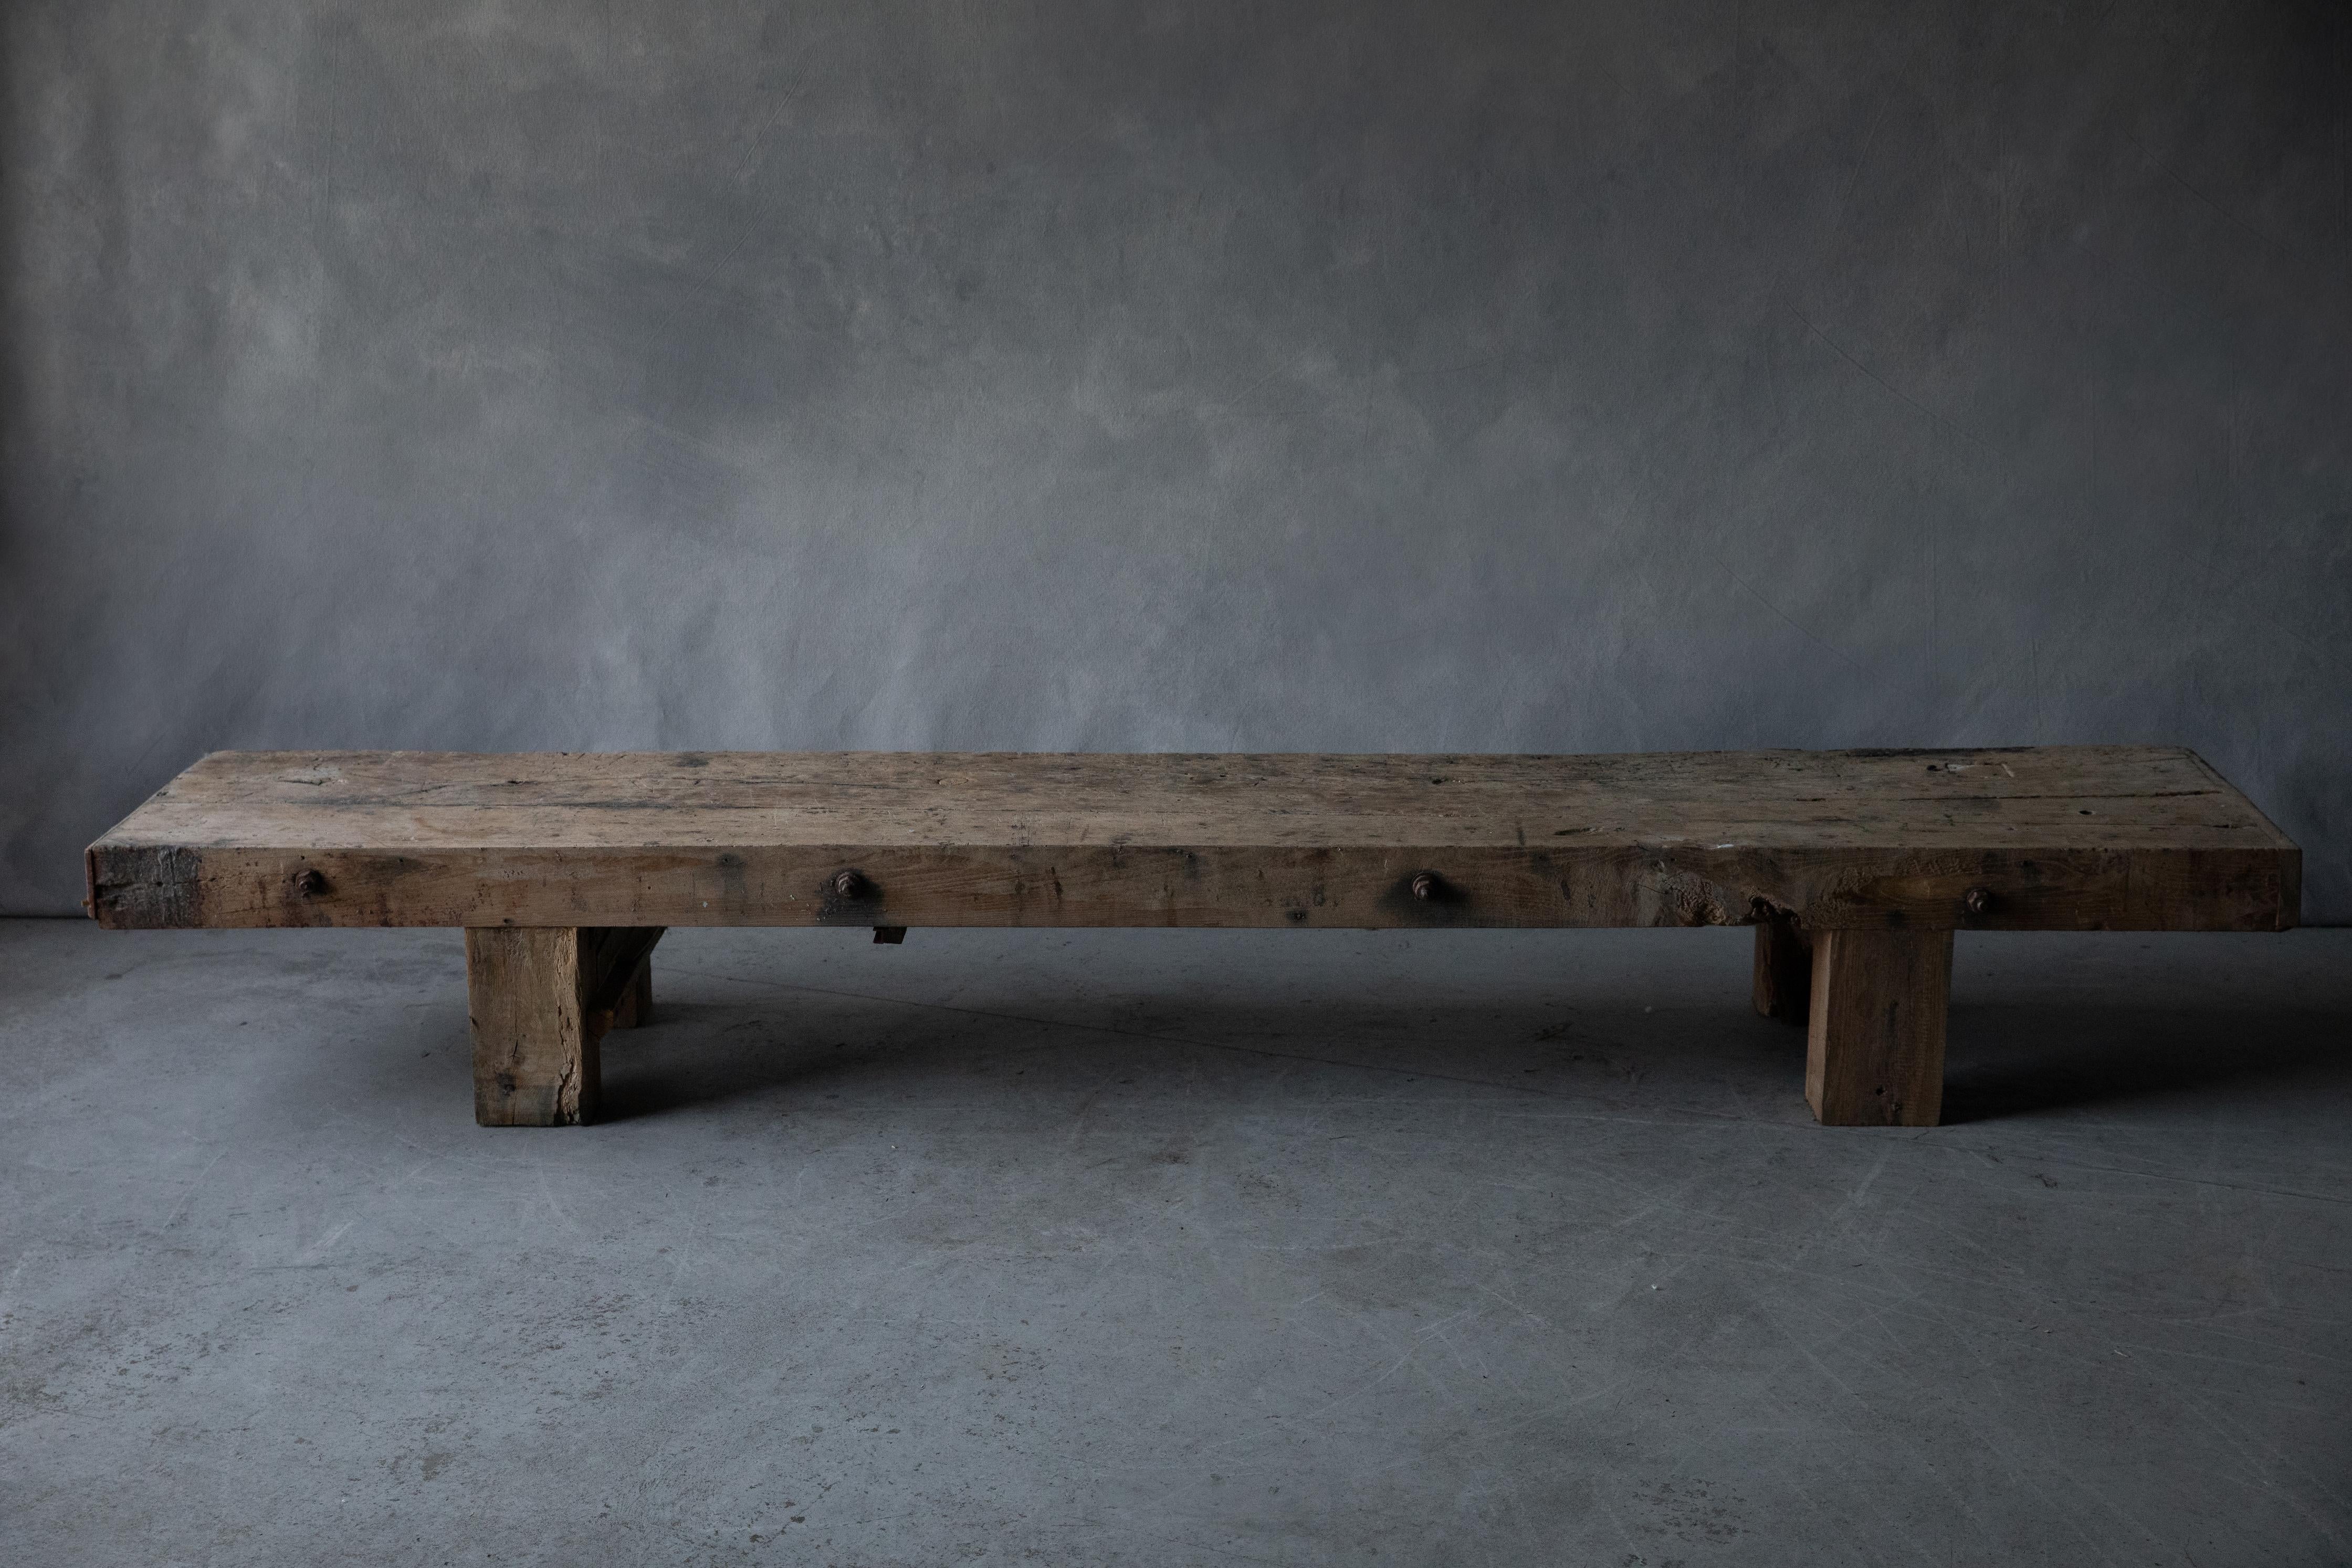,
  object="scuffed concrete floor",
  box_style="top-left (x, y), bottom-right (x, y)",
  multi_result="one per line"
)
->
top-left (1, 919), bottom-right (2346, 1567)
